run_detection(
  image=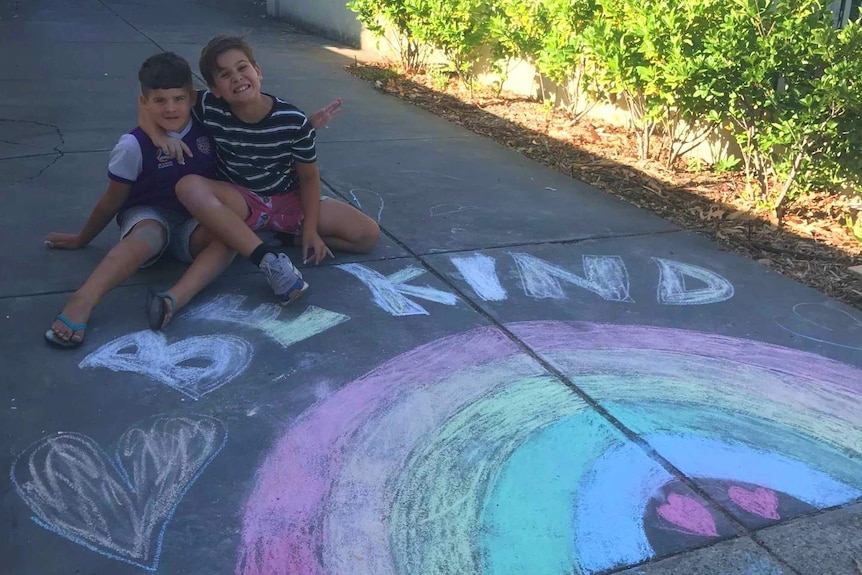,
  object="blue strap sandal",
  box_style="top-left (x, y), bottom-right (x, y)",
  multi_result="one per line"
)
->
top-left (146, 290), bottom-right (176, 331)
top-left (44, 313), bottom-right (87, 349)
